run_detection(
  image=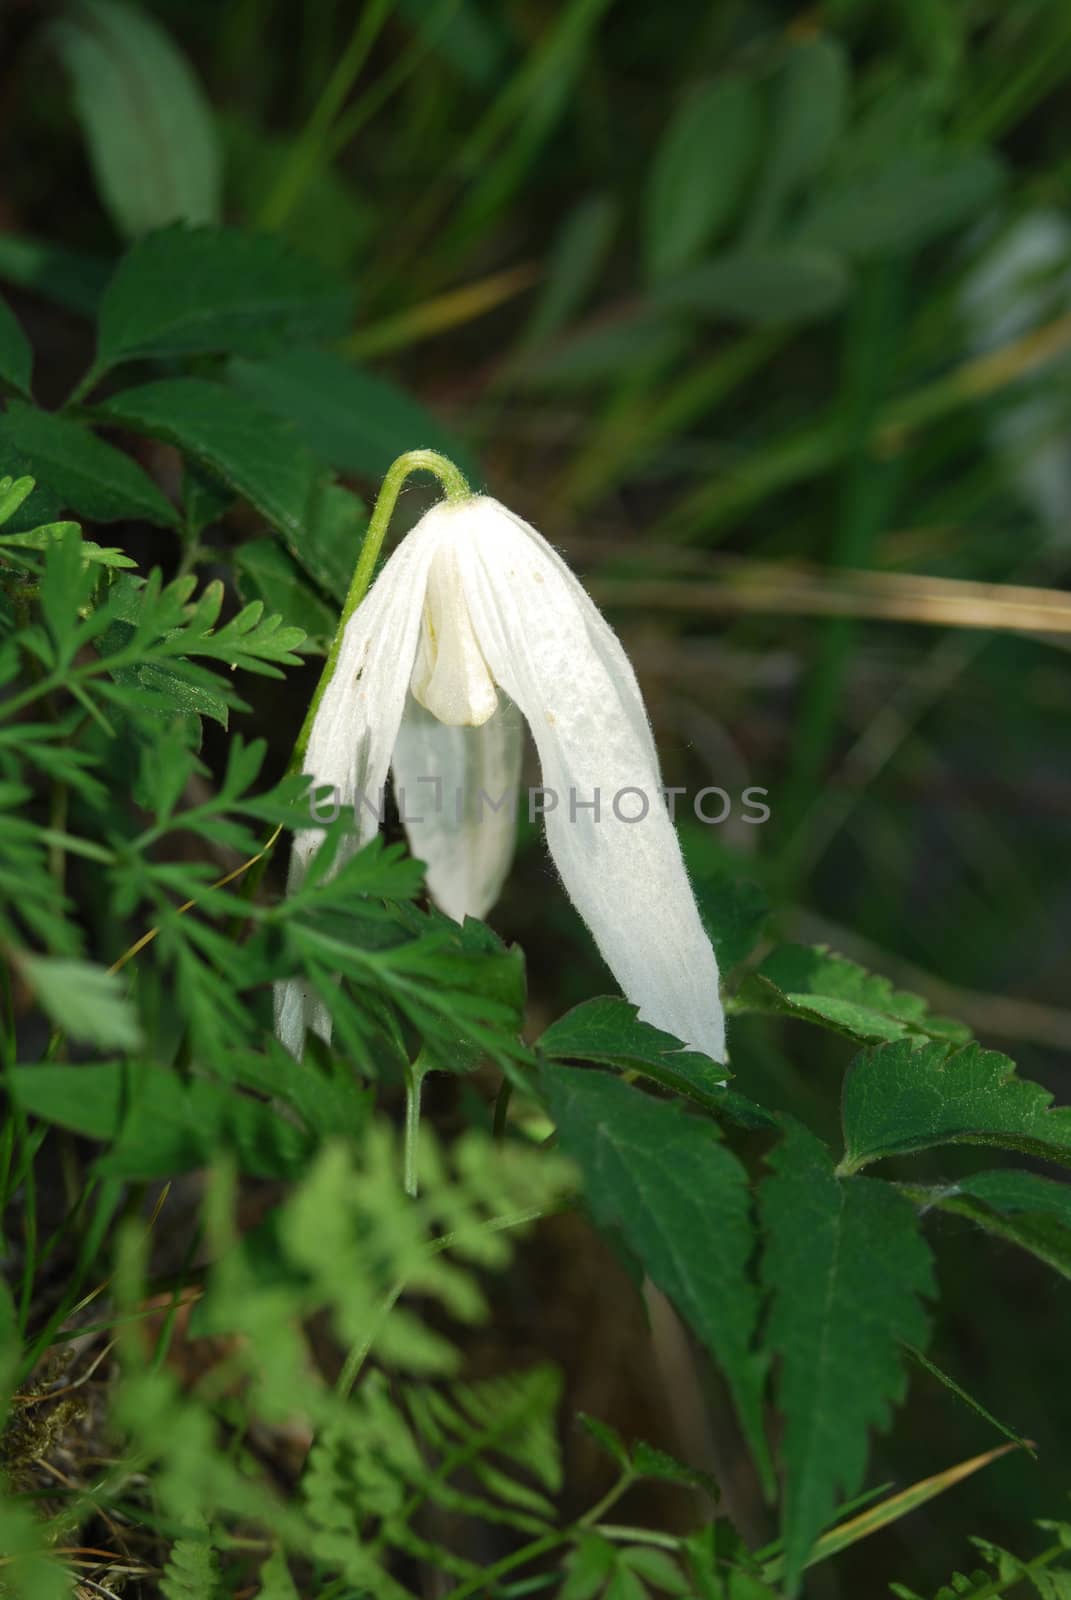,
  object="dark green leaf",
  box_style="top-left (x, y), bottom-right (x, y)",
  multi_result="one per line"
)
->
top-left (0, 234), bottom-right (112, 317)
top-left (577, 1413), bottom-right (630, 1470)
top-left (49, 0), bottom-right (221, 239)
top-left (746, 37), bottom-right (849, 242)
top-left (543, 1065), bottom-right (771, 1488)
top-left (95, 225), bottom-right (353, 373)
top-left (183, 461), bottom-right (234, 538)
top-left (646, 77), bottom-right (762, 279)
top-left (908, 1169), bottom-right (1071, 1281)
top-left (734, 943), bottom-right (970, 1047)
top-left (620, 1546), bottom-right (690, 1594)
top-left (9, 1061), bottom-right (313, 1179)
top-left (760, 1120), bottom-right (933, 1593)
top-left (94, 379), bottom-right (324, 544)
top-left (227, 347), bottom-right (477, 483)
top-left (19, 956), bottom-right (141, 1050)
top-left (297, 482), bottom-right (365, 600)
top-left (234, 539), bottom-right (336, 643)
top-left (212, 1044), bottom-right (371, 1142)
top-left (394, 0), bottom-right (507, 86)
top-left (0, 295), bottom-right (32, 399)
top-left (796, 152), bottom-right (1004, 259)
top-left (694, 870), bottom-right (769, 972)
top-left (97, 574), bottom-right (232, 727)
top-left (538, 997), bottom-right (730, 1110)
top-left (840, 1039), bottom-right (1071, 1174)
top-left (0, 402), bottom-right (178, 525)
top-left (518, 193), bottom-right (618, 350)
top-left (956, 1167), bottom-right (1071, 1223)
top-left (631, 1440), bottom-right (718, 1498)
top-left (658, 250), bottom-right (849, 326)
